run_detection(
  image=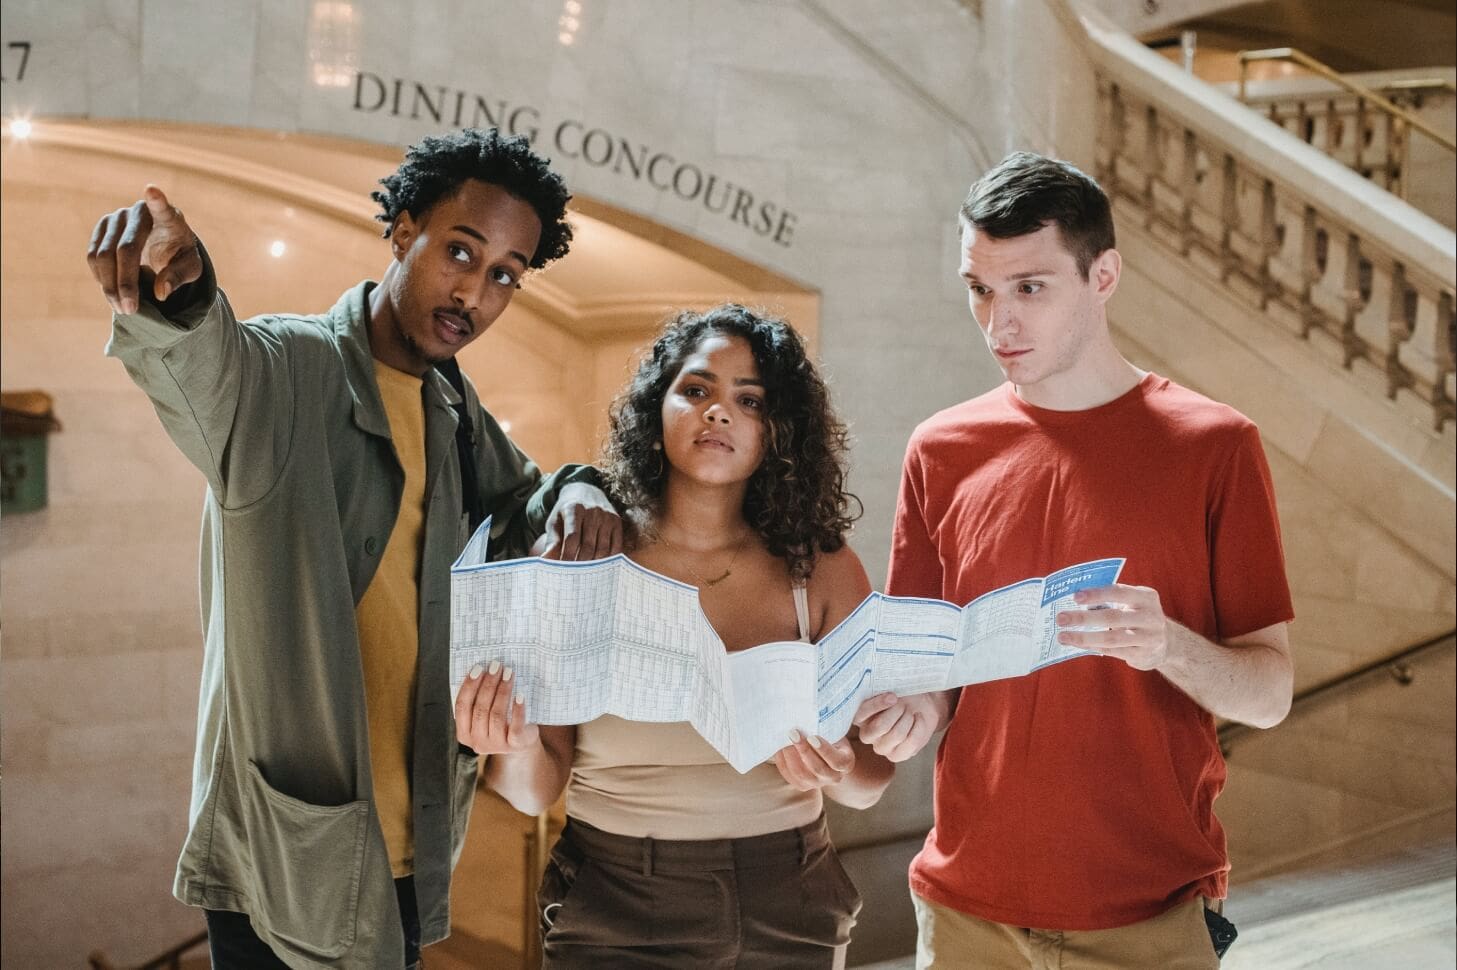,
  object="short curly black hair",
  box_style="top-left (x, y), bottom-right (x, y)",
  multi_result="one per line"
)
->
top-left (601, 304), bottom-right (861, 581)
top-left (372, 128), bottom-right (573, 269)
